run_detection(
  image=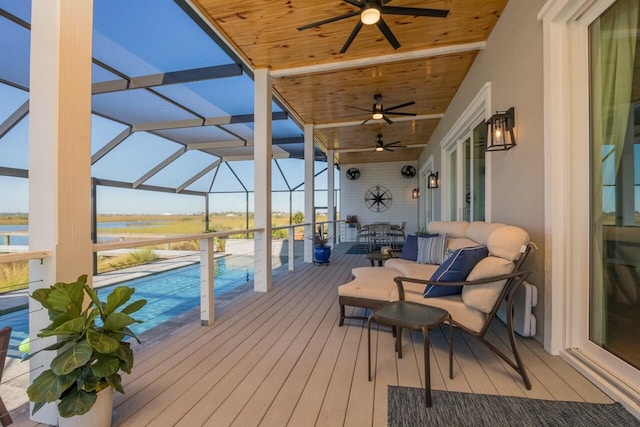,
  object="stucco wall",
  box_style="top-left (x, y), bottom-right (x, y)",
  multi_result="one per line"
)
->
top-left (419, 0), bottom-right (546, 341)
top-left (339, 160), bottom-right (419, 240)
